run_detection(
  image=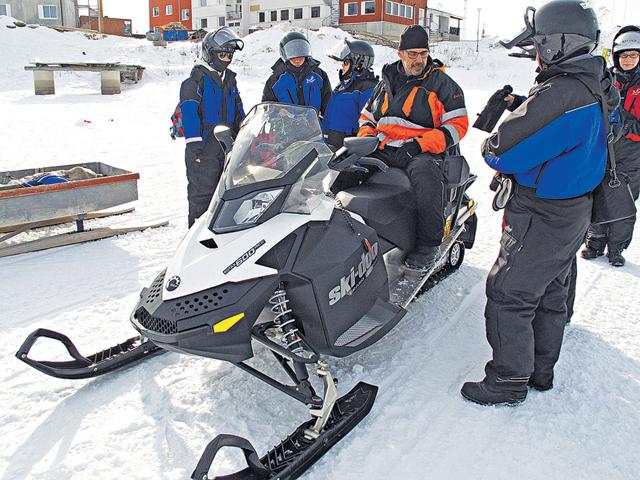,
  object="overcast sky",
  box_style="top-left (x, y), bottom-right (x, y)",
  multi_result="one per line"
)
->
top-left (102, 0), bottom-right (640, 37)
